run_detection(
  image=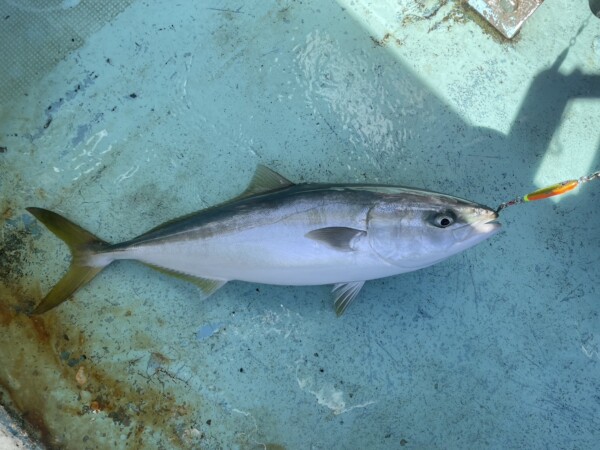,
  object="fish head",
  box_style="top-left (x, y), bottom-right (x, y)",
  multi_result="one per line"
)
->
top-left (367, 191), bottom-right (501, 270)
